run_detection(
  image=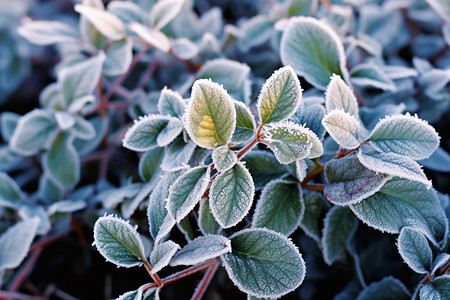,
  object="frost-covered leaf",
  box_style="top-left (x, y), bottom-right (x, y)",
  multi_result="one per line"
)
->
top-left (232, 100), bottom-right (256, 144)
top-left (222, 228), bottom-right (305, 298)
top-left (9, 109), bottom-right (58, 156)
top-left (149, 0), bottom-right (184, 30)
top-left (324, 154), bottom-right (392, 206)
top-left (0, 112), bottom-right (19, 142)
top-left (170, 235), bottom-right (231, 266)
top-left (0, 172), bottom-right (24, 209)
top-left (198, 197), bottom-right (221, 235)
top-left (157, 87), bottom-right (186, 117)
top-left (280, 17), bottom-right (349, 90)
top-left (167, 166), bottom-right (210, 221)
top-left (257, 66), bottom-right (302, 124)
top-left (161, 137), bottom-right (196, 172)
top-left (243, 150), bottom-right (289, 189)
top-left (104, 38), bottom-right (133, 76)
top-left (54, 112), bottom-right (75, 131)
top-left (356, 276), bottom-right (410, 300)
top-left (185, 79), bottom-right (236, 149)
top-left (107, 0), bottom-right (144, 24)
top-left (300, 192), bottom-right (330, 242)
top-left (369, 114), bottom-right (440, 160)
top-left (71, 116), bottom-right (96, 140)
top-left (419, 147), bottom-right (450, 173)
top-left (426, 0), bottom-right (450, 23)
top-left (351, 178), bottom-right (448, 246)
top-left (149, 240), bottom-right (180, 274)
top-left (171, 37), bottom-right (199, 60)
top-left (75, 4), bottom-right (125, 40)
top-left (18, 20), bottom-right (79, 45)
top-left (322, 110), bottom-right (360, 149)
top-left (18, 205), bottom-right (51, 235)
top-left (358, 148), bottom-right (431, 189)
top-left (397, 227), bottom-right (432, 274)
top-left (210, 162), bottom-right (254, 228)
top-left (123, 115), bottom-right (181, 151)
top-left (139, 147), bottom-right (164, 182)
top-left (253, 180), bottom-right (303, 236)
top-left (116, 287), bottom-right (142, 300)
top-left (322, 206), bottom-right (358, 265)
top-left (296, 104), bottom-right (326, 140)
top-left (93, 215), bottom-right (146, 267)
top-left (239, 15), bottom-right (274, 51)
top-left (431, 254), bottom-right (450, 275)
top-left (420, 275), bottom-right (450, 300)
top-left (47, 199), bottom-right (86, 216)
top-left (143, 287), bottom-right (159, 300)
top-left (212, 146), bottom-right (237, 172)
top-left (325, 74), bottom-right (358, 117)
top-left (350, 63), bottom-right (396, 92)
top-left (0, 218), bottom-right (40, 271)
top-left (129, 23), bottom-right (170, 52)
